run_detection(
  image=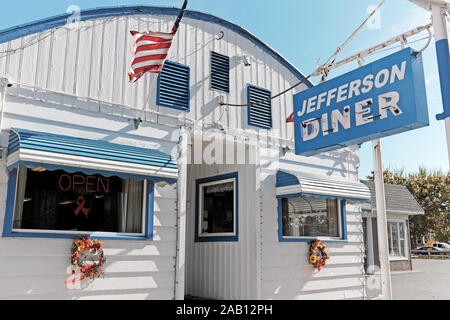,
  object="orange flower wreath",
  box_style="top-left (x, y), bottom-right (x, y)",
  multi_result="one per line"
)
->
top-left (65, 235), bottom-right (105, 284)
top-left (308, 239), bottom-right (329, 272)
